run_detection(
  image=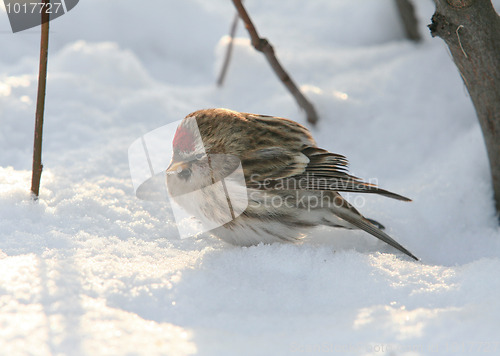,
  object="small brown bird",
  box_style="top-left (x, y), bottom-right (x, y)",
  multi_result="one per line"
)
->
top-left (166, 108), bottom-right (417, 260)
